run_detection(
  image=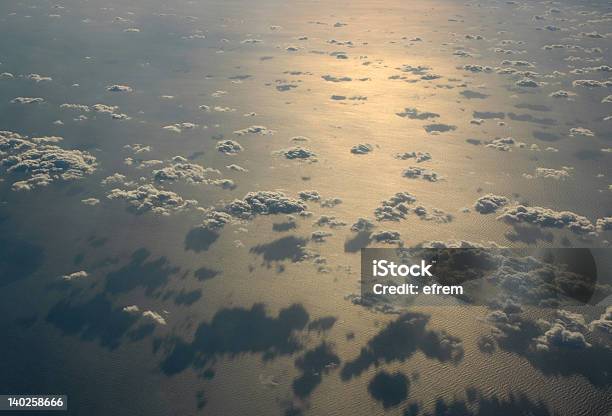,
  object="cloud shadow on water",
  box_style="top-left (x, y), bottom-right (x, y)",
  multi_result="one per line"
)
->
top-left (159, 303), bottom-right (310, 376)
top-left (46, 294), bottom-right (139, 350)
top-left (185, 228), bottom-right (220, 252)
top-left (250, 236), bottom-right (308, 266)
top-left (341, 312), bottom-right (463, 380)
top-left (105, 248), bottom-right (179, 295)
top-left (292, 342), bottom-right (340, 398)
top-left (0, 237), bottom-right (44, 287)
